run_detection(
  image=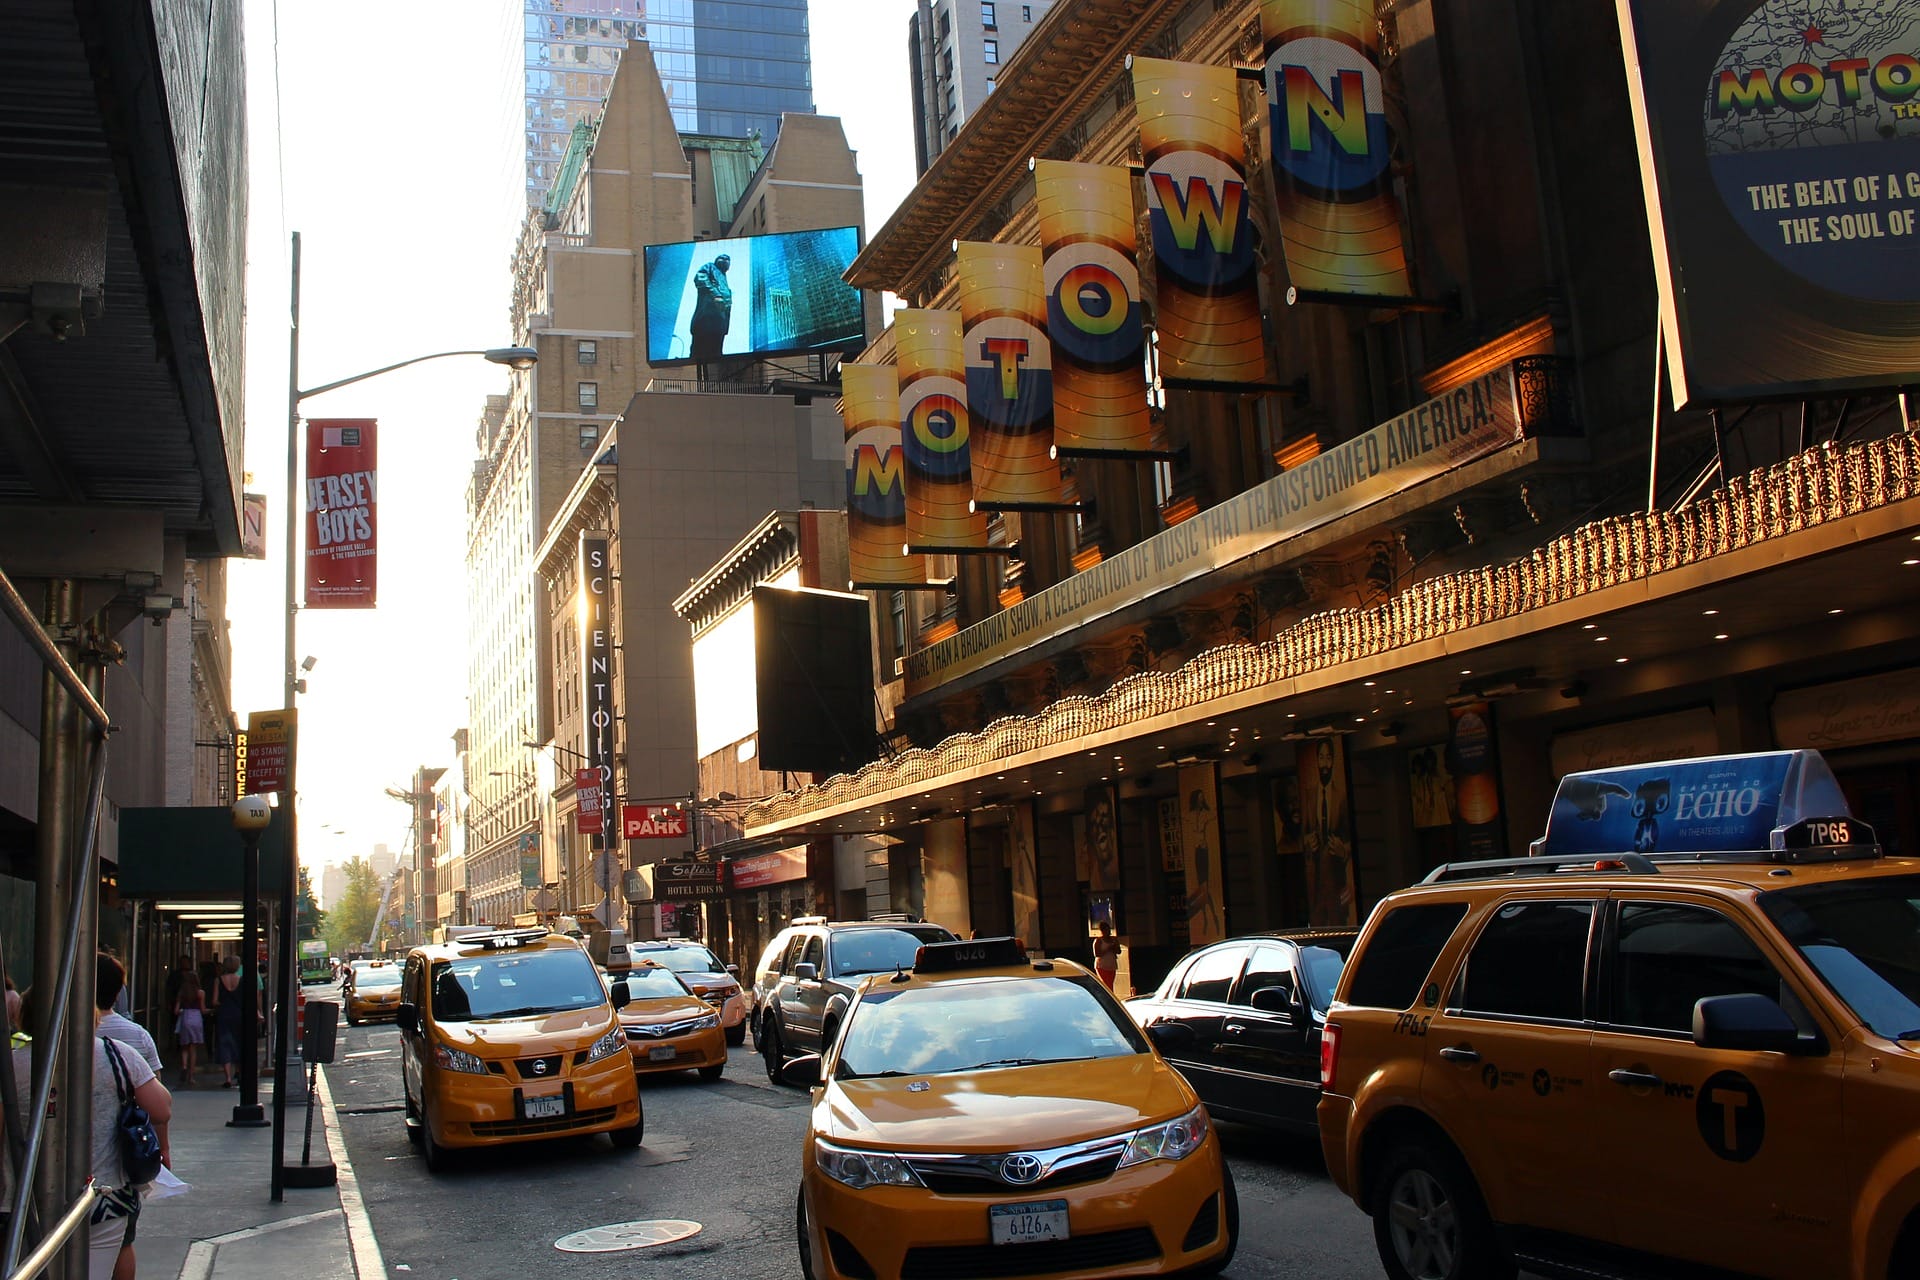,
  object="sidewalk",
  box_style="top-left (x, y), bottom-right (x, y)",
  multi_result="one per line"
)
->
top-left (135, 1067), bottom-right (376, 1280)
